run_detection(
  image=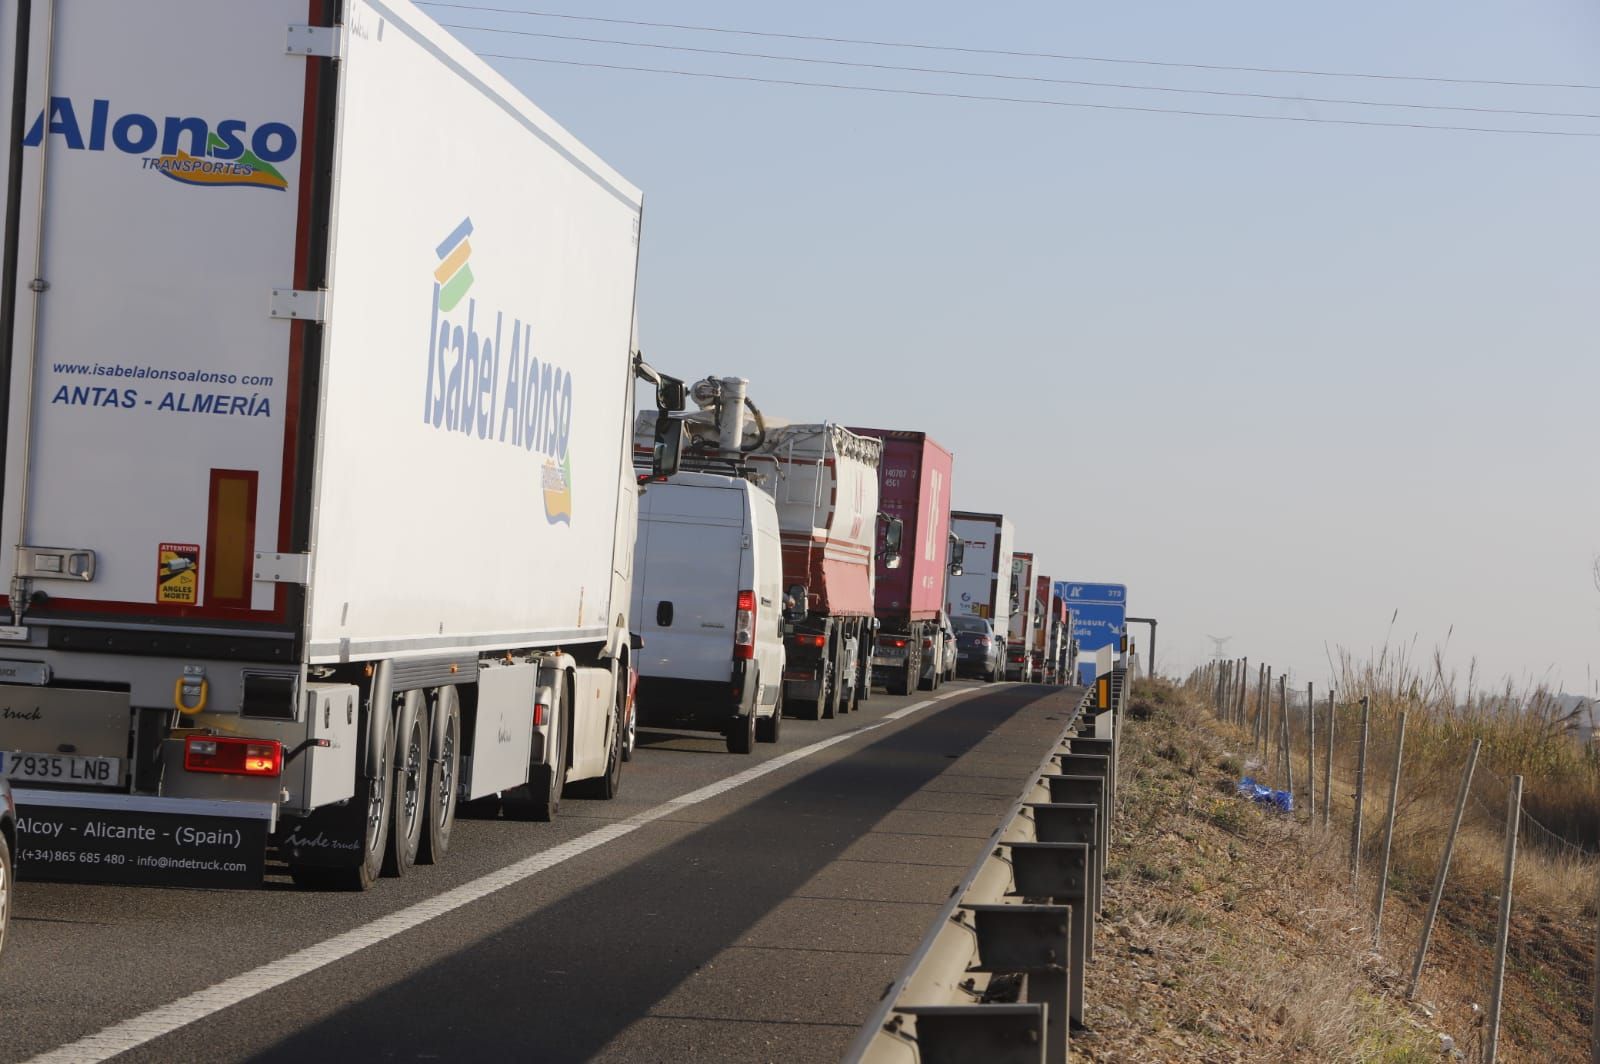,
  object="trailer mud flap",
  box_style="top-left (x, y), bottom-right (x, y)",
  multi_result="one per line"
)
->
top-left (12, 790), bottom-right (274, 888)
top-left (274, 800), bottom-right (367, 869)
